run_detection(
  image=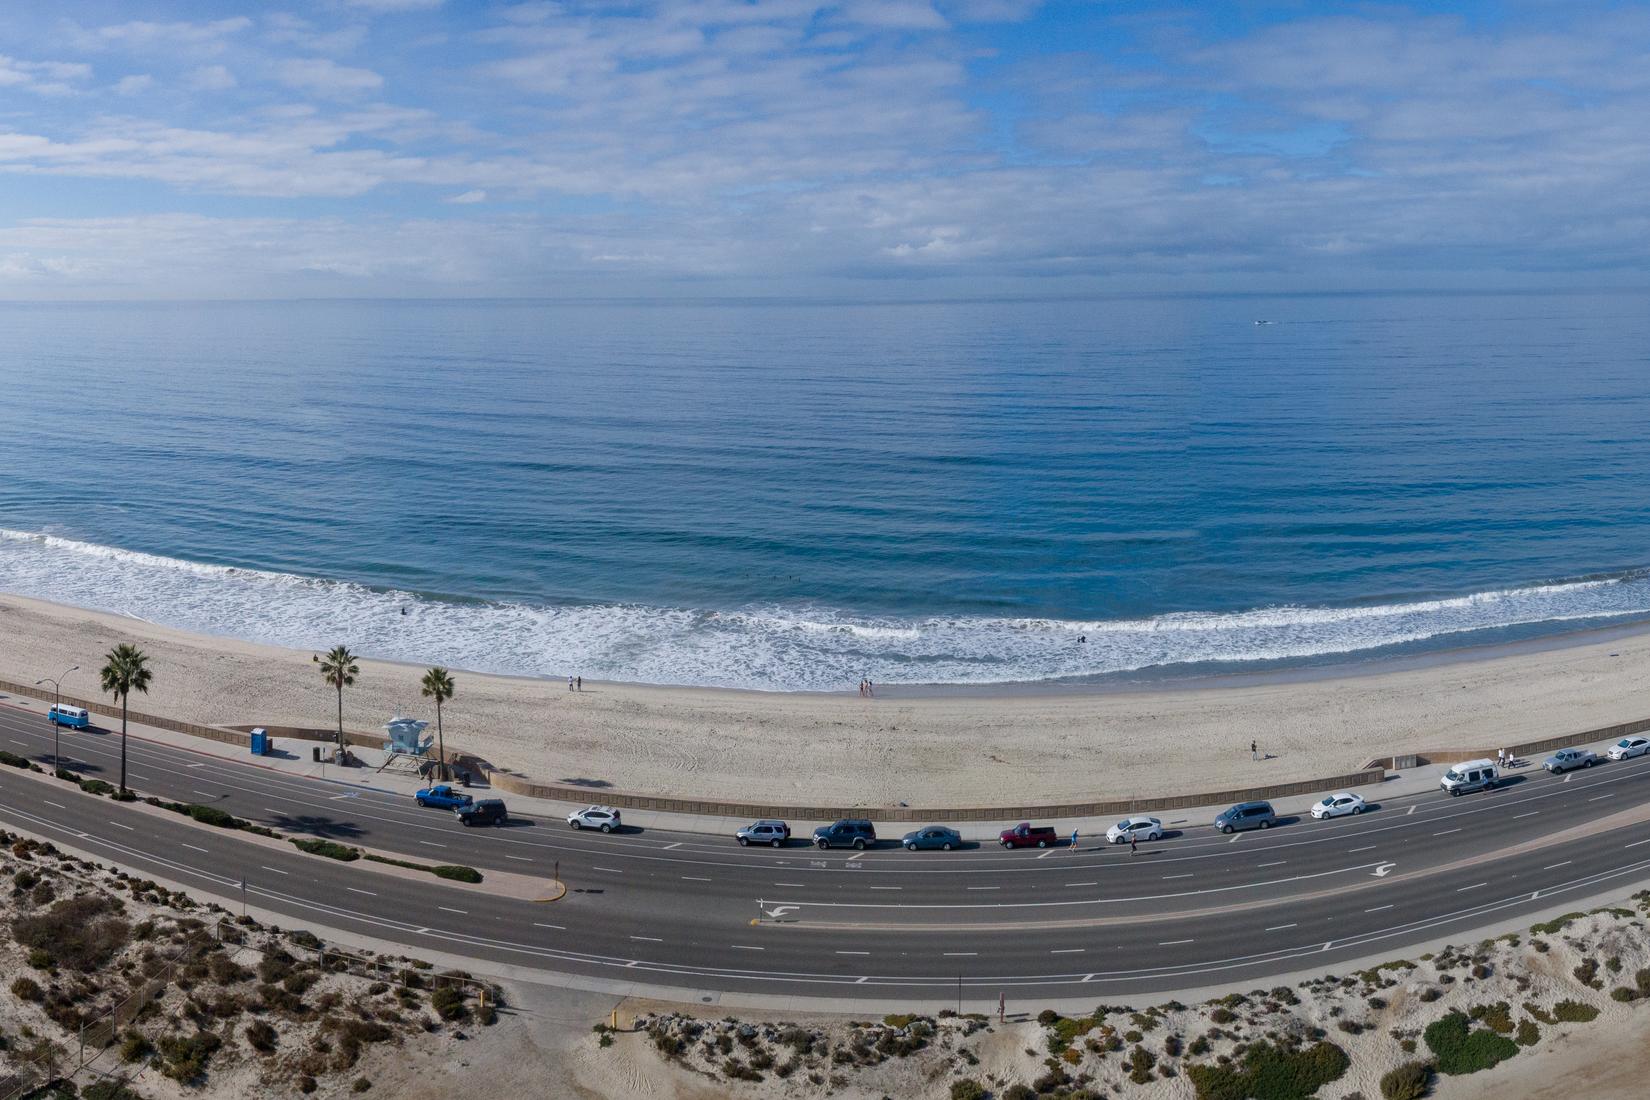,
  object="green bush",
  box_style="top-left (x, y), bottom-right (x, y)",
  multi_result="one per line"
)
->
top-left (1551, 1000), bottom-right (1600, 1023)
top-left (1610, 987), bottom-right (1637, 1003)
top-left (10, 976), bottom-right (43, 1002)
top-left (292, 838), bottom-right (361, 861)
top-left (1185, 1040), bottom-right (1349, 1100)
top-left (1423, 1011), bottom-right (1519, 1075)
top-left (155, 1029), bottom-right (223, 1083)
top-left (83, 1082), bottom-right (144, 1100)
top-left (950, 1080), bottom-right (988, 1100)
top-left (1380, 1060), bottom-right (1434, 1100)
top-left (1516, 1019), bottom-right (1539, 1046)
top-left (0, 750), bottom-right (31, 768)
top-left (119, 1032), bottom-right (152, 1063)
top-left (432, 864), bottom-right (483, 883)
top-left (430, 985), bottom-right (468, 1022)
top-left (185, 804), bottom-right (240, 828)
top-left (79, 778), bottom-right (117, 797)
top-left (11, 894), bottom-right (130, 971)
